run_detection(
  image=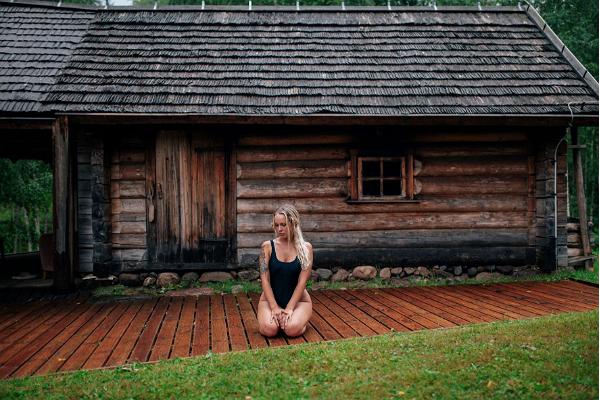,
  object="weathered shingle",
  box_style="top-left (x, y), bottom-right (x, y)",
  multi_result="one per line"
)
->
top-left (0, 2), bottom-right (597, 116)
top-left (0, 4), bottom-right (95, 113)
